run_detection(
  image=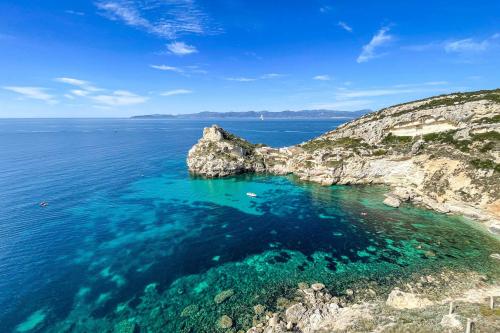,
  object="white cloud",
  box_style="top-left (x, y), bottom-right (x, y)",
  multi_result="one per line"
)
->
top-left (444, 38), bottom-right (489, 53)
top-left (319, 6), bottom-right (332, 13)
top-left (90, 90), bottom-right (148, 106)
top-left (226, 73), bottom-right (283, 82)
top-left (313, 75), bottom-right (331, 81)
top-left (338, 21), bottom-right (353, 33)
top-left (226, 77), bottom-right (257, 82)
top-left (357, 27), bottom-right (393, 63)
top-left (404, 33), bottom-right (499, 55)
top-left (71, 89), bottom-right (91, 97)
top-left (55, 77), bottom-right (101, 92)
top-left (65, 10), bottom-right (85, 16)
top-left (260, 73), bottom-right (283, 79)
top-left (167, 41), bottom-right (198, 56)
top-left (150, 64), bottom-right (183, 73)
top-left (3, 86), bottom-right (57, 104)
top-left (160, 89), bottom-right (192, 96)
top-left (95, 0), bottom-right (216, 39)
